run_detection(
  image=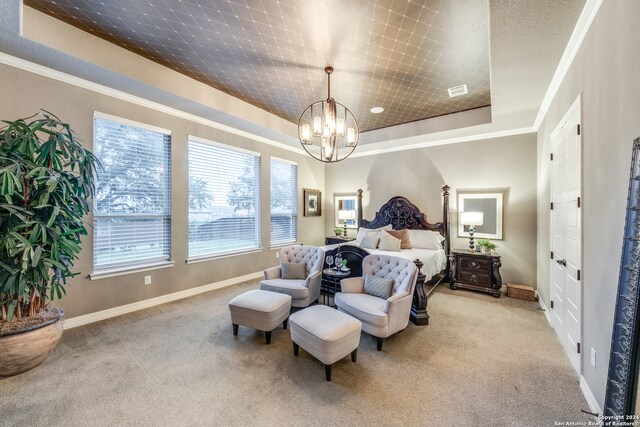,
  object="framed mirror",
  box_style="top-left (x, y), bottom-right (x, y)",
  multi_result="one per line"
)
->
top-left (334, 194), bottom-right (359, 229)
top-left (457, 192), bottom-right (503, 240)
top-left (604, 138), bottom-right (640, 416)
